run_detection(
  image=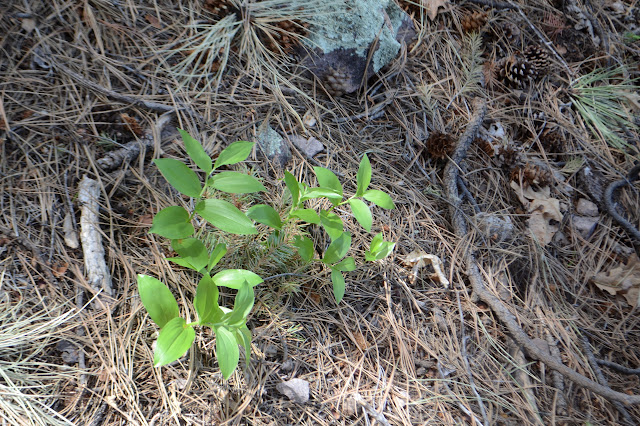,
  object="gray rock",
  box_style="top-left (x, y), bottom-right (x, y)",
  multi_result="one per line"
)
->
top-left (571, 214), bottom-right (599, 238)
top-left (288, 134), bottom-right (324, 158)
top-left (256, 125), bottom-right (291, 169)
top-left (299, 0), bottom-right (416, 95)
top-left (276, 378), bottom-right (310, 403)
top-left (576, 198), bottom-right (598, 217)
